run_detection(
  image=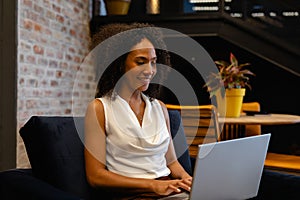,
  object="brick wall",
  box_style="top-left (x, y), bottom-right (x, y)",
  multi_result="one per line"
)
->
top-left (17, 0), bottom-right (96, 167)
